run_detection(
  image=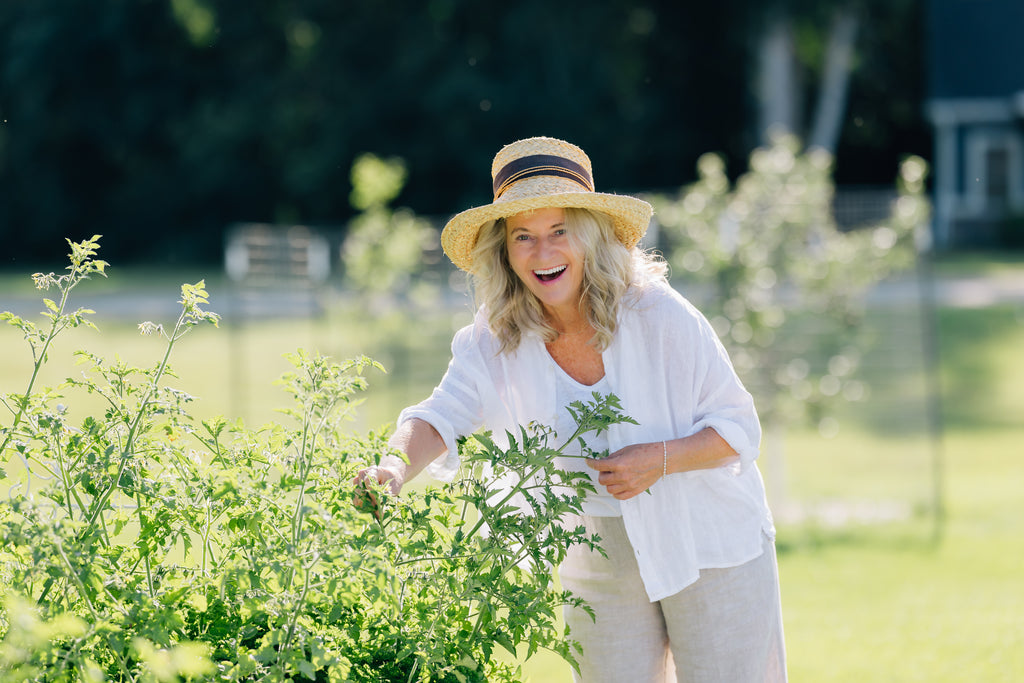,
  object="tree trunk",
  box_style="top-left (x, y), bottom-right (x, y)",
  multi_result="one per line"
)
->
top-left (756, 16), bottom-right (799, 143)
top-left (808, 8), bottom-right (860, 154)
